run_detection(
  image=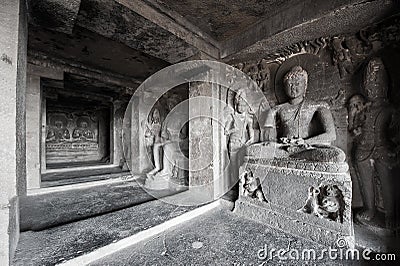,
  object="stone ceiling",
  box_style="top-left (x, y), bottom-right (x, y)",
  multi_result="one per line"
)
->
top-left (155, 0), bottom-right (297, 42)
top-left (27, 0), bottom-right (400, 68)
